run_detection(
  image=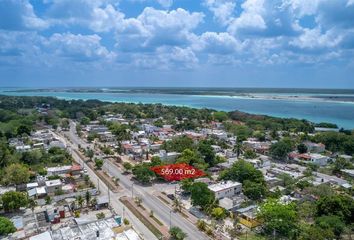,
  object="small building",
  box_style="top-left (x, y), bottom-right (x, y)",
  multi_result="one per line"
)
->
top-left (308, 153), bottom-right (330, 166)
top-left (208, 181), bottom-right (242, 199)
top-left (236, 205), bottom-right (261, 228)
top-left (96, 195), bottom-right (109, 209)
top-left (47, 166), bottom-right (72, 176)
top-left (45, 179), bottom-right (62, 195)
top-left (304, 141), bottom-right (325, 153)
